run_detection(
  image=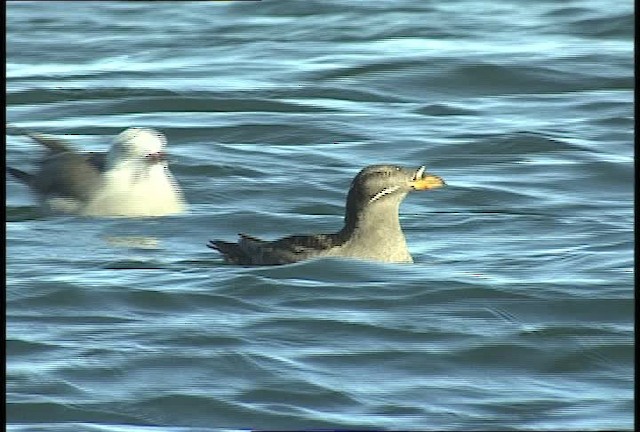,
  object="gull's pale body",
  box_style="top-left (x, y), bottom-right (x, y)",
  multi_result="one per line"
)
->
top-left (7, 127), bottom-right (187, 217)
